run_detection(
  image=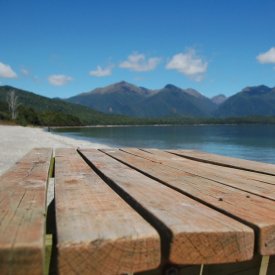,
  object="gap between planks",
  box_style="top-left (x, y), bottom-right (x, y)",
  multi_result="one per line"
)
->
top-left (127, 149), bottom-right (275, 202)
top-left (79, 148), bottom-right (254, 265)
top-left (55, 148), bottom-right (161, 275)
top-left (167, 150), bottom-right (275, 177)
top-left (101, 148), bottom-right (275, 256)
